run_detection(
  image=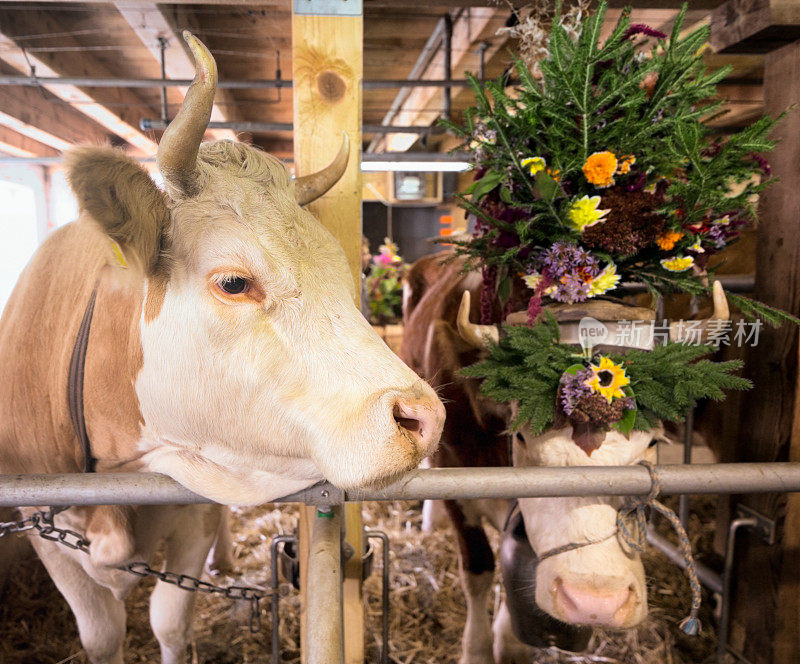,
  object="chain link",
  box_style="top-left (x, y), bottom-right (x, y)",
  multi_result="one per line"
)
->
top-left (1, 507), bottom-right (279, 633)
